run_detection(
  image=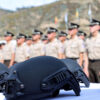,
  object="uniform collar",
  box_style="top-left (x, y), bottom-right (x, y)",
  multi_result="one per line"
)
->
top-left (92, 32), bottom-right (100, 39)
top-left (17, 42), bottom-right (25, 47)
top-left (37, 40), bottom-right (41, 43)
top-left (6, 40), bottom-right (12, 44)
top-left (50, 38), bottom-right (58, 43)
top-left (34, 40), bottom-right (41, 44)
top-left (71, 35), bottom-right (78, 40)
